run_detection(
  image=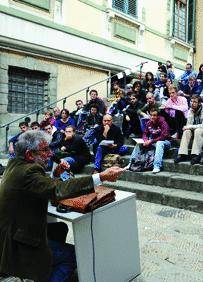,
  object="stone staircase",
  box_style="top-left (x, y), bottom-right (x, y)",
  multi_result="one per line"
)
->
top-left (81, 142), bottom-right (203, 214)
top-left (1, 141), bottom-right (203, 213)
